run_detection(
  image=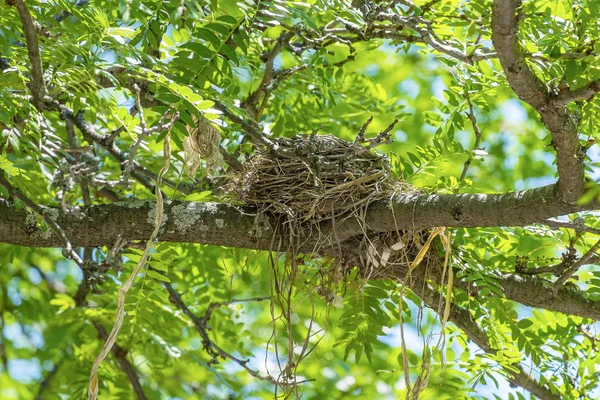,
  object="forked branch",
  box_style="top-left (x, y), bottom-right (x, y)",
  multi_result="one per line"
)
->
top-left (491, 0), bottom-right (584, 204)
